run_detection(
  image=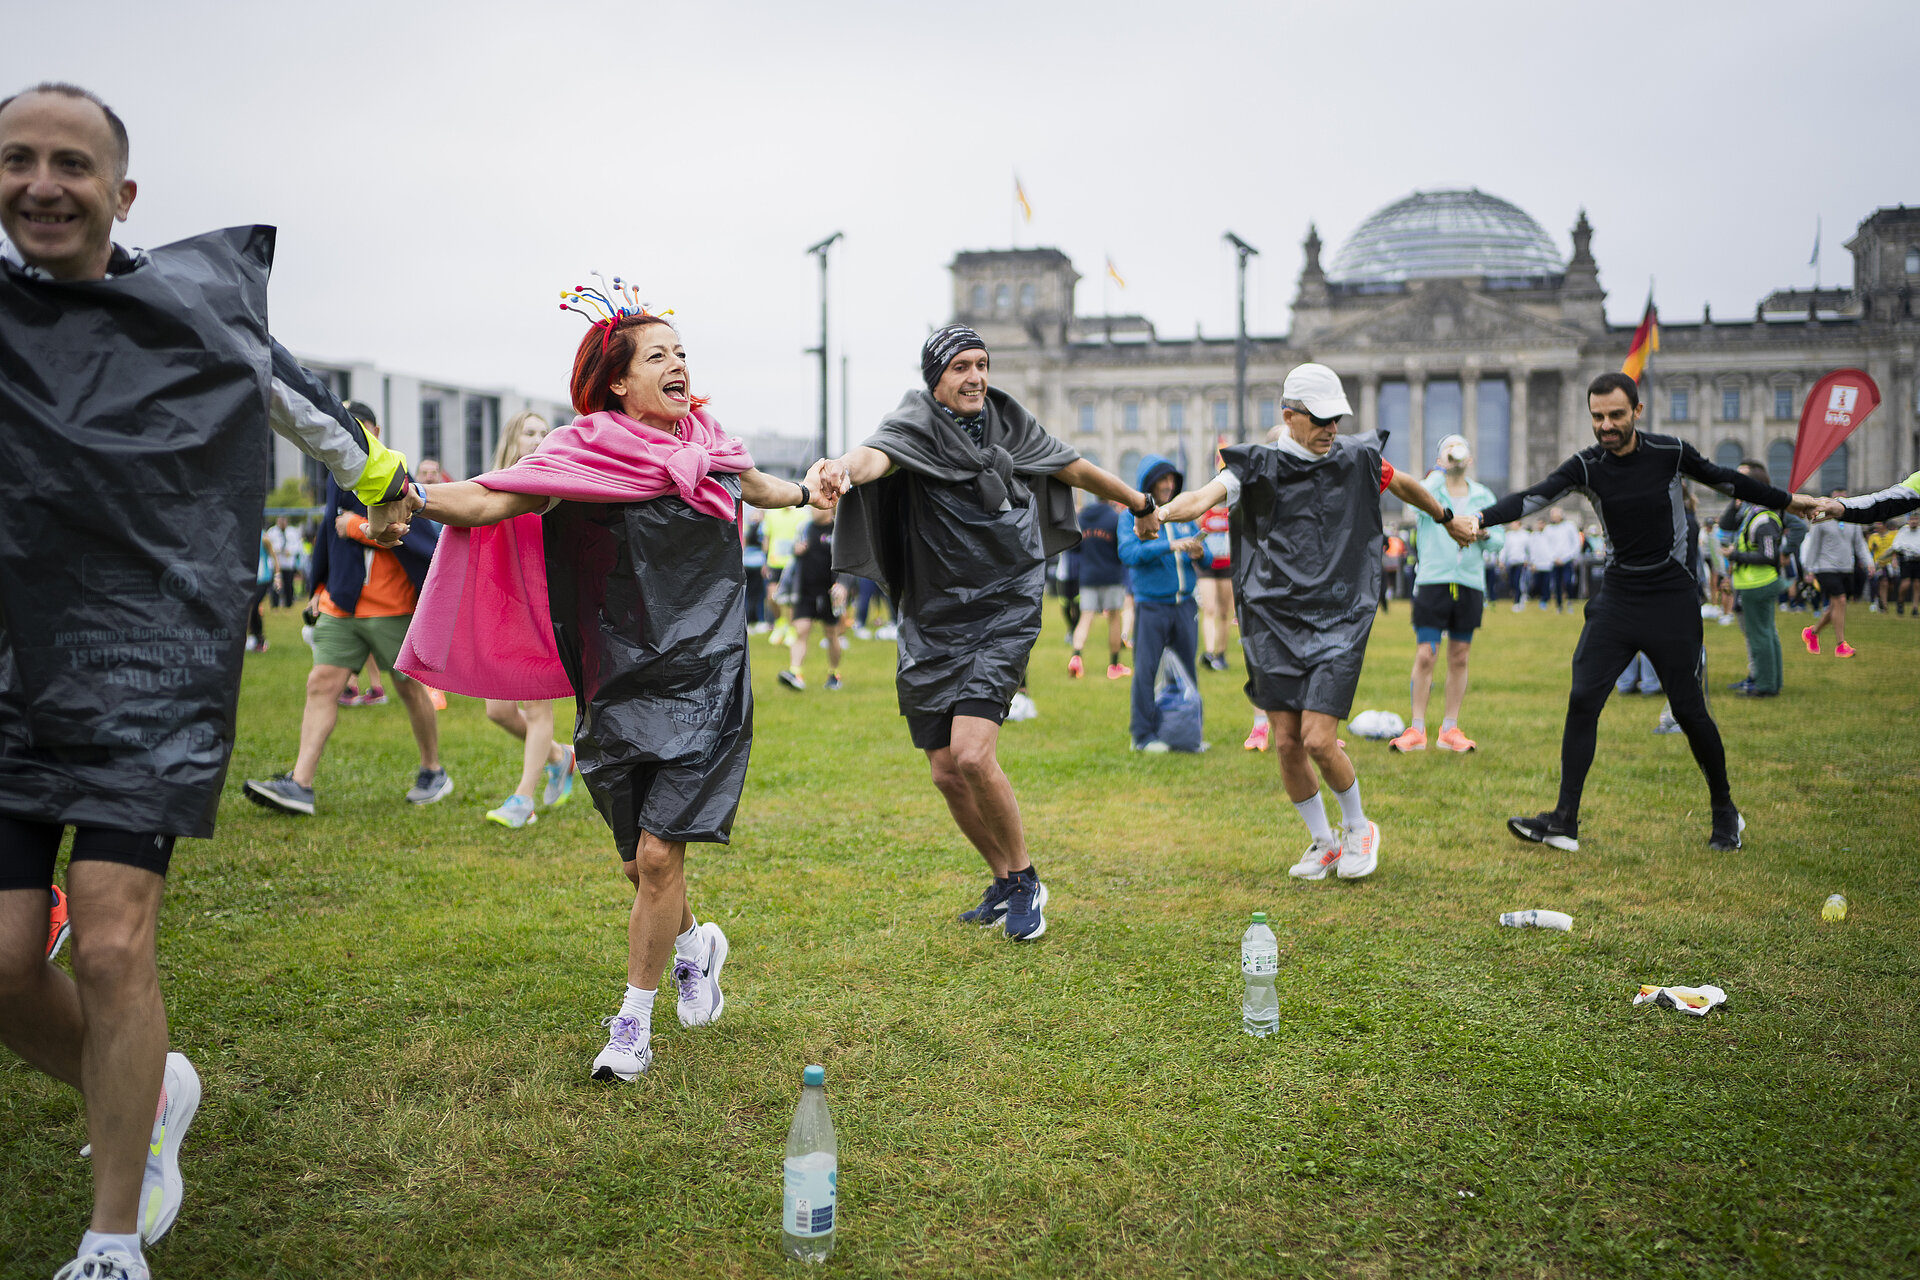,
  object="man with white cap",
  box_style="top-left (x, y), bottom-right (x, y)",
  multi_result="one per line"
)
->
top-left (1156, 364), bottom-right (1478, 881)
top-left (1389, 434), bottom-right (1504, 753)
